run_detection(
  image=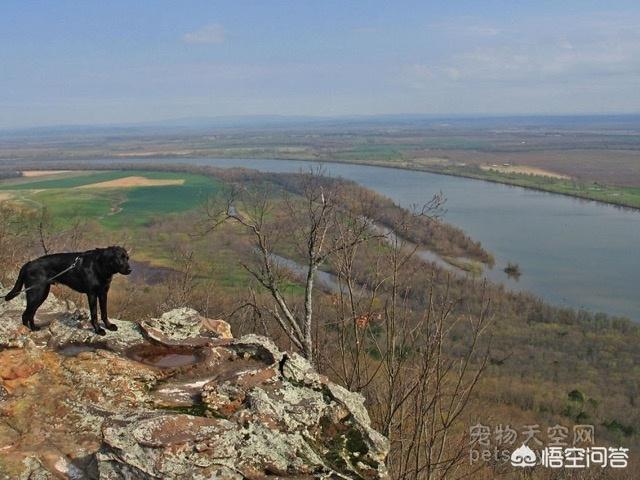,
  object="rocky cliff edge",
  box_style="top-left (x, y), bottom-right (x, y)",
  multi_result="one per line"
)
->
top-left (0, 287), bottom-right (388, 479)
